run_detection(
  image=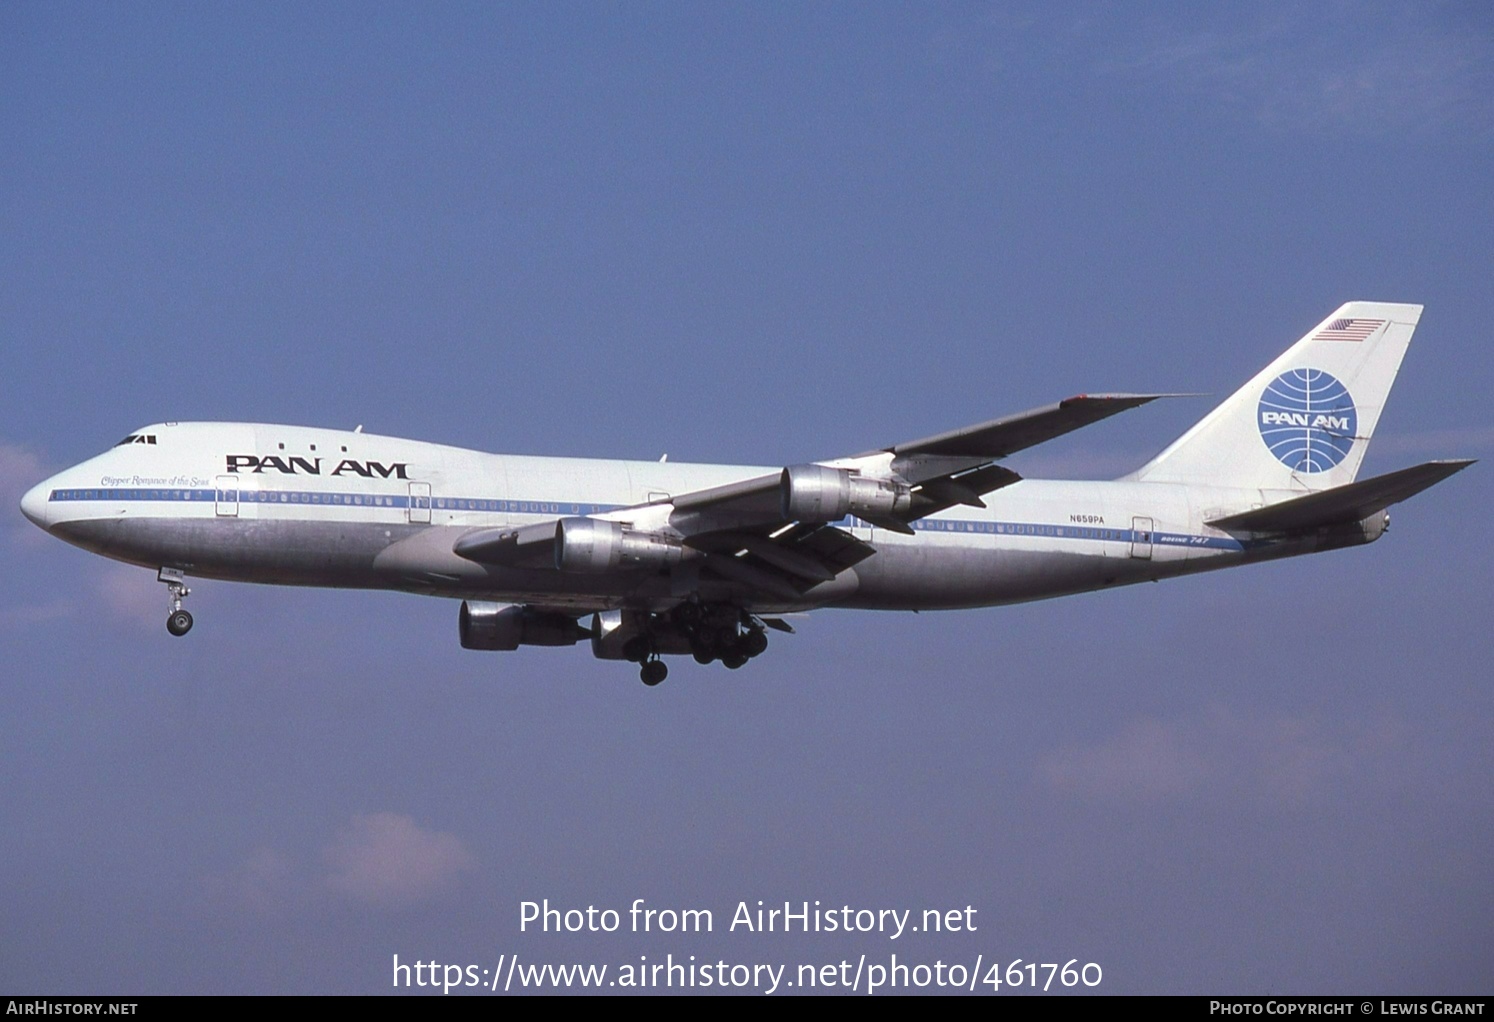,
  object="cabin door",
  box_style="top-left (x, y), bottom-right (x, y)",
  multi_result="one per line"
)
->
top-left (1130, 516), bottom-right (1154, 559)
top-left (408, 482), bottom-right (432, 524)
top-left (214, 475), bottom-right (240, 517)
